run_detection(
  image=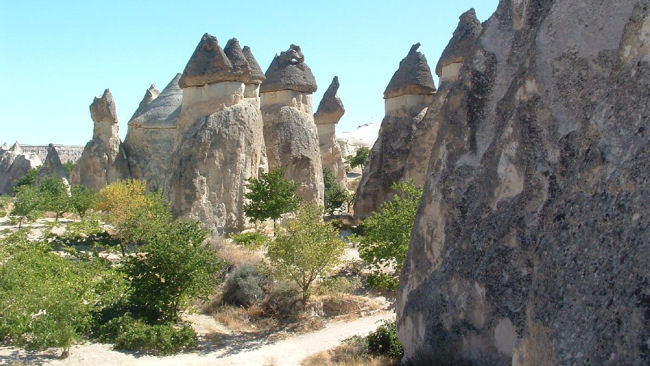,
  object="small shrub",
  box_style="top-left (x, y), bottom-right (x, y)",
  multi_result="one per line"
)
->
top-left (0, 195), bottom-right (12, 216)
top-left (317, 276), bottom-right (363, 296)
top-left (112, 316), bottom-right (197, 356)
top-left (265, 281), bottom-right (303, 319)
top-left (367, 273), bottom-right (399, 291)
top-left (367, 321), bottom-right (403, 358)
top-left (229, 231), bottom-right (268, 249)
top-left (323, 167), bottom-right (351, 215)
top-left (222, 264), bottom-right (266, 307)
